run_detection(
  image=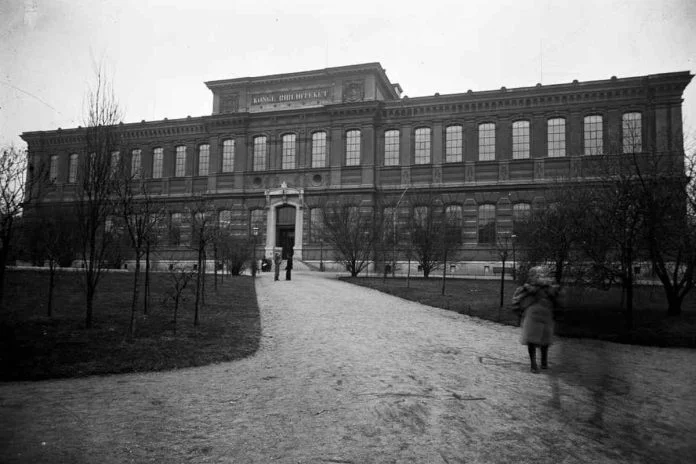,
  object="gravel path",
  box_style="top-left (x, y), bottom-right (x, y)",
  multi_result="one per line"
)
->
top-left (1, 271), bottom-right (695, 463)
